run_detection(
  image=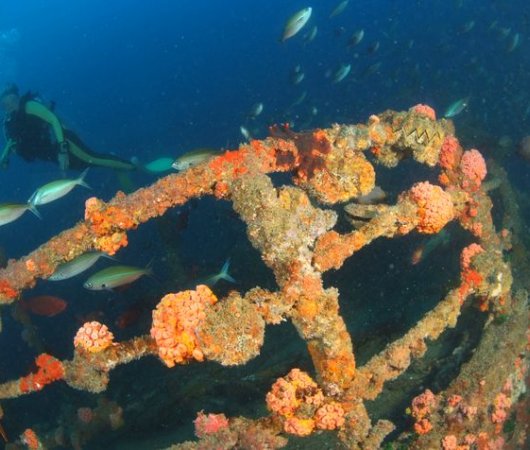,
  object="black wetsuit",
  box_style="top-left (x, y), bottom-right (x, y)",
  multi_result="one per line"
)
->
top-left (4, 93), bottom-right (57, 163)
